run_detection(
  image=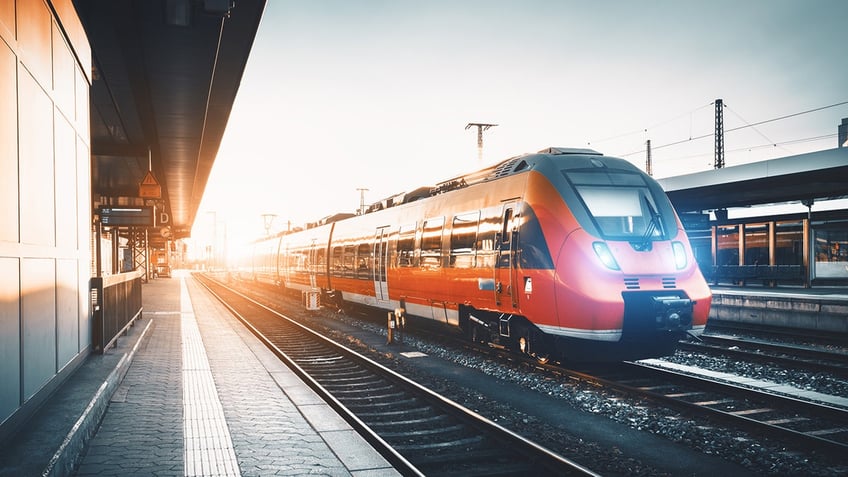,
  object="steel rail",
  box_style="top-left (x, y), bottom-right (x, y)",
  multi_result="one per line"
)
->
top-left (196, 274), bottom-right (598, 477)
